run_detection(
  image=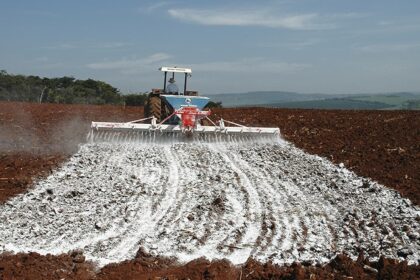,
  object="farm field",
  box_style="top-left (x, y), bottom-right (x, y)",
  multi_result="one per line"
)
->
top-left (0, 102), bottom-right (419, 279)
